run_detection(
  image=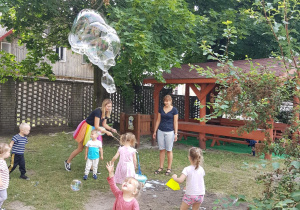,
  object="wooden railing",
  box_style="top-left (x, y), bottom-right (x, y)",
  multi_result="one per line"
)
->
top-left (120, 112), bottom-right (154, 147)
